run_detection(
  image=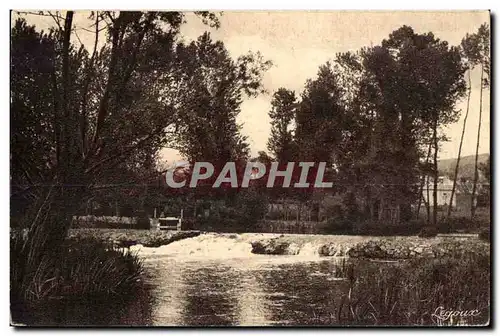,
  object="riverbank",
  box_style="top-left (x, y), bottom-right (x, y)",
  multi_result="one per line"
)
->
top-left (246, 233), bottom-right (489, 259)
top-left (67, 228), bottom-right (202, 247)
top-left (67, 229), bottom-right (489, 260)
top-left (12, 229), bottom-right (490, 326)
